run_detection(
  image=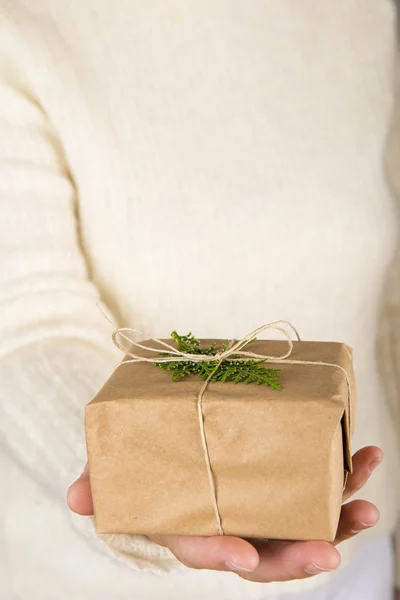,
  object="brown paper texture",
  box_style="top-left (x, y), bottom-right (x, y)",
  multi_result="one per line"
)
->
top-left (85, 339), bottom-right (355, 541)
